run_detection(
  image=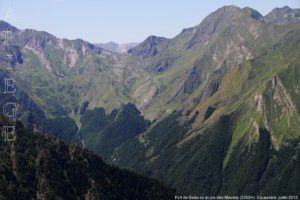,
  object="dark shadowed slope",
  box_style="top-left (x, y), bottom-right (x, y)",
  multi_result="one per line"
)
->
top-left (0, 116), bottom-right (174, 200)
